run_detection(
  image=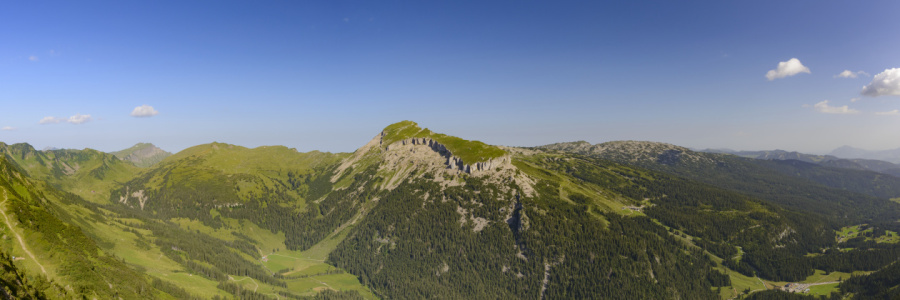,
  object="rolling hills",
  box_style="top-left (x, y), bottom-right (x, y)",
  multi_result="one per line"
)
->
top-left (0, 121), bottom-right (899, 299)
